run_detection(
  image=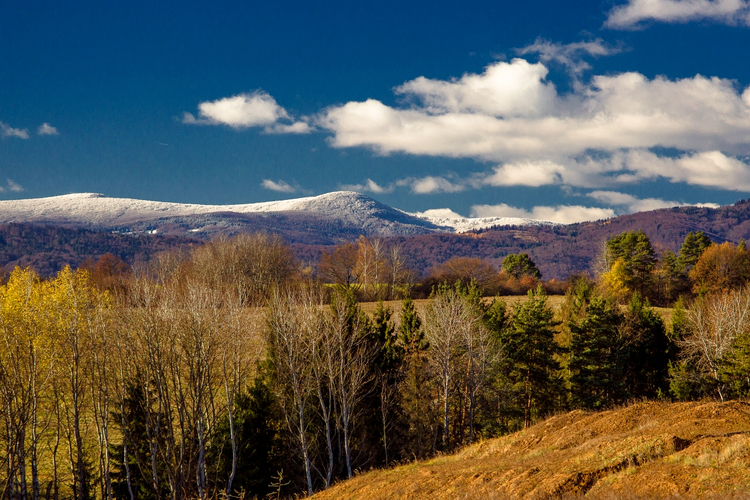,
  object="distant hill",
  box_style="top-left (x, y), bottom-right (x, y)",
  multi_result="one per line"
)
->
top-left (0, 191), bottom-right (551, 239)
top-left (3, 193), bottom-right (750, 279)
top-left (0, 224), bottom-right (198, 277)
top-left (389, 200), bottom-right (750, 279)
top-left (311, 401), bottom-right (750, 499)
